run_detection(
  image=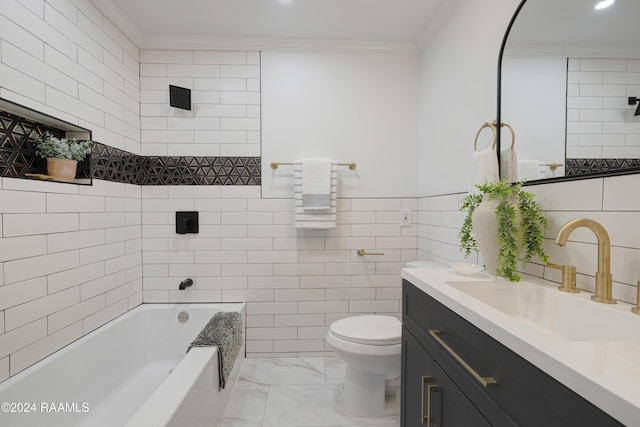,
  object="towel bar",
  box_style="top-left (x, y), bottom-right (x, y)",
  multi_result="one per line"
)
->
top-left (270, 161), bottom-right (356, 170)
